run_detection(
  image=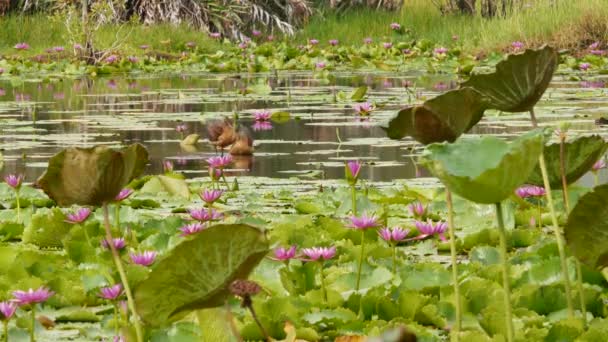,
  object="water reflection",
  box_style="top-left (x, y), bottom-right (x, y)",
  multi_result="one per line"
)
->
top-left (0, 71), bottom-right (605, 183)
